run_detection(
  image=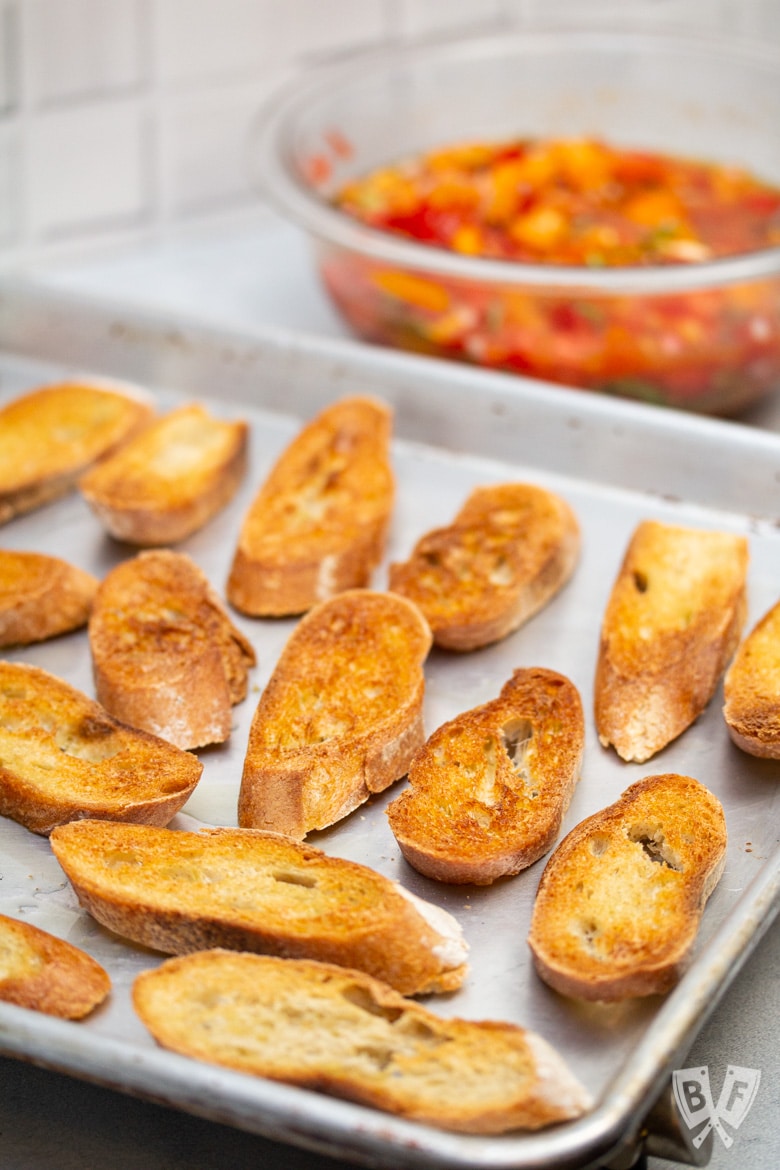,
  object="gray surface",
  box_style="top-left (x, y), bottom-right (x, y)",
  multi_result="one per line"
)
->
top-left (0, 225), bottom-right (776, 1168)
